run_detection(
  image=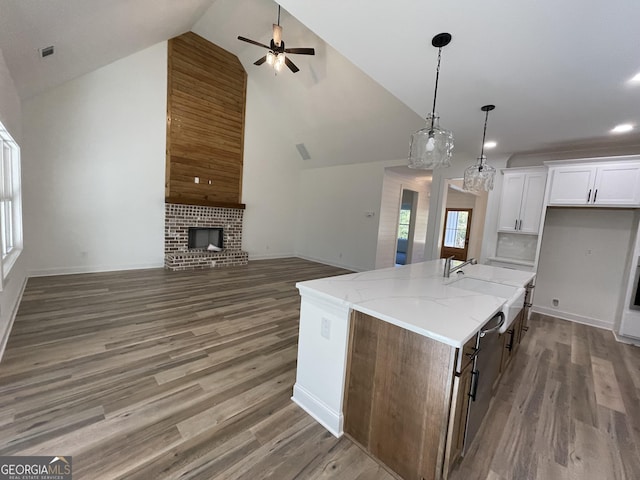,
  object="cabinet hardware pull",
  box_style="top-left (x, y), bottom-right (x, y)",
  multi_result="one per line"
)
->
top-left (587, 189), bottom-right (591, 203)
top-left (519, 219), bottom-right (522, 230)
top-left (522, 326), bottom-right (529, 332)
top-left (524, 302), bottom-right (533, 308)
top-left (514, 219), bottom-right (518, 230)
top-left (469, 370), bottom-right (480, 402)
top-left (593, 189), bottom-right (598, 203)
top-left (465, 348), bottom-right (480, 361)
top-left (506, 329), bottom-right (514, 351)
